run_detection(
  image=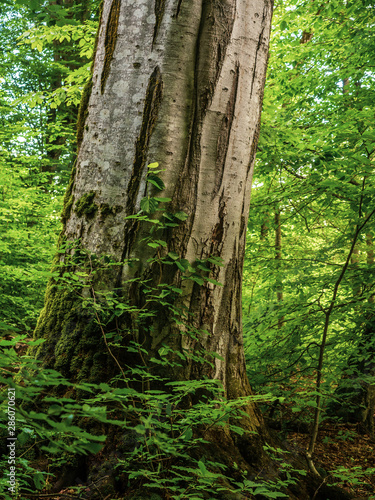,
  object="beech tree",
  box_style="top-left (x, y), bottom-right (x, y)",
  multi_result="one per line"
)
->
top-left (35, 0), bottom-right (272, 404)
top-left (31, 0), bottom-right (276, 489)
